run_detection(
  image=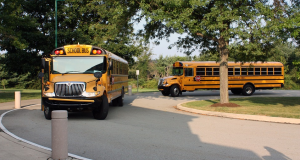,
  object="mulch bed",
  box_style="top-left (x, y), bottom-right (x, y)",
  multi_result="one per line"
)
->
top-left (210, 103), bottom-right (241, 107)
